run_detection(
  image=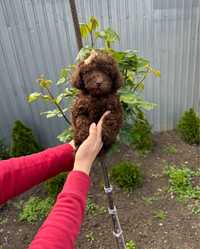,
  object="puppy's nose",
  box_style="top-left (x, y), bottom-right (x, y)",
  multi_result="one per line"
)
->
top-left (97, 82), bottom-right (101, 86)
